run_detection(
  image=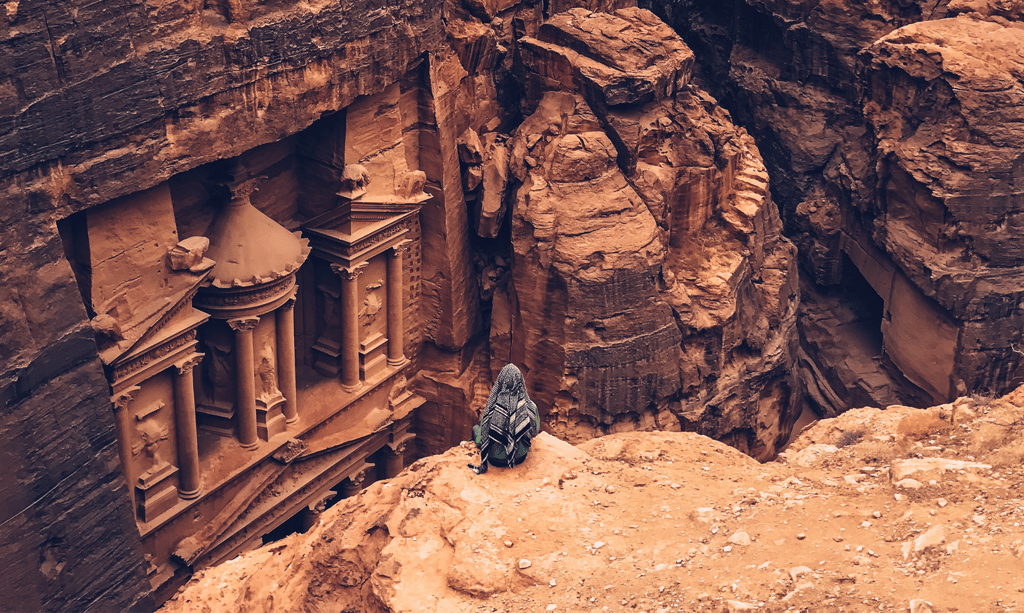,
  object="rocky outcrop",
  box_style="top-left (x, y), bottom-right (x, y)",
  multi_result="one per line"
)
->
top-left (645, 0), bottom-right (1024, 415)
top-left (500, 8), bottom-right (800, 459)
top-left (162, 386), bottom-right (1024, 613)
top-left (862, 18), bottom-right (1024, 397)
